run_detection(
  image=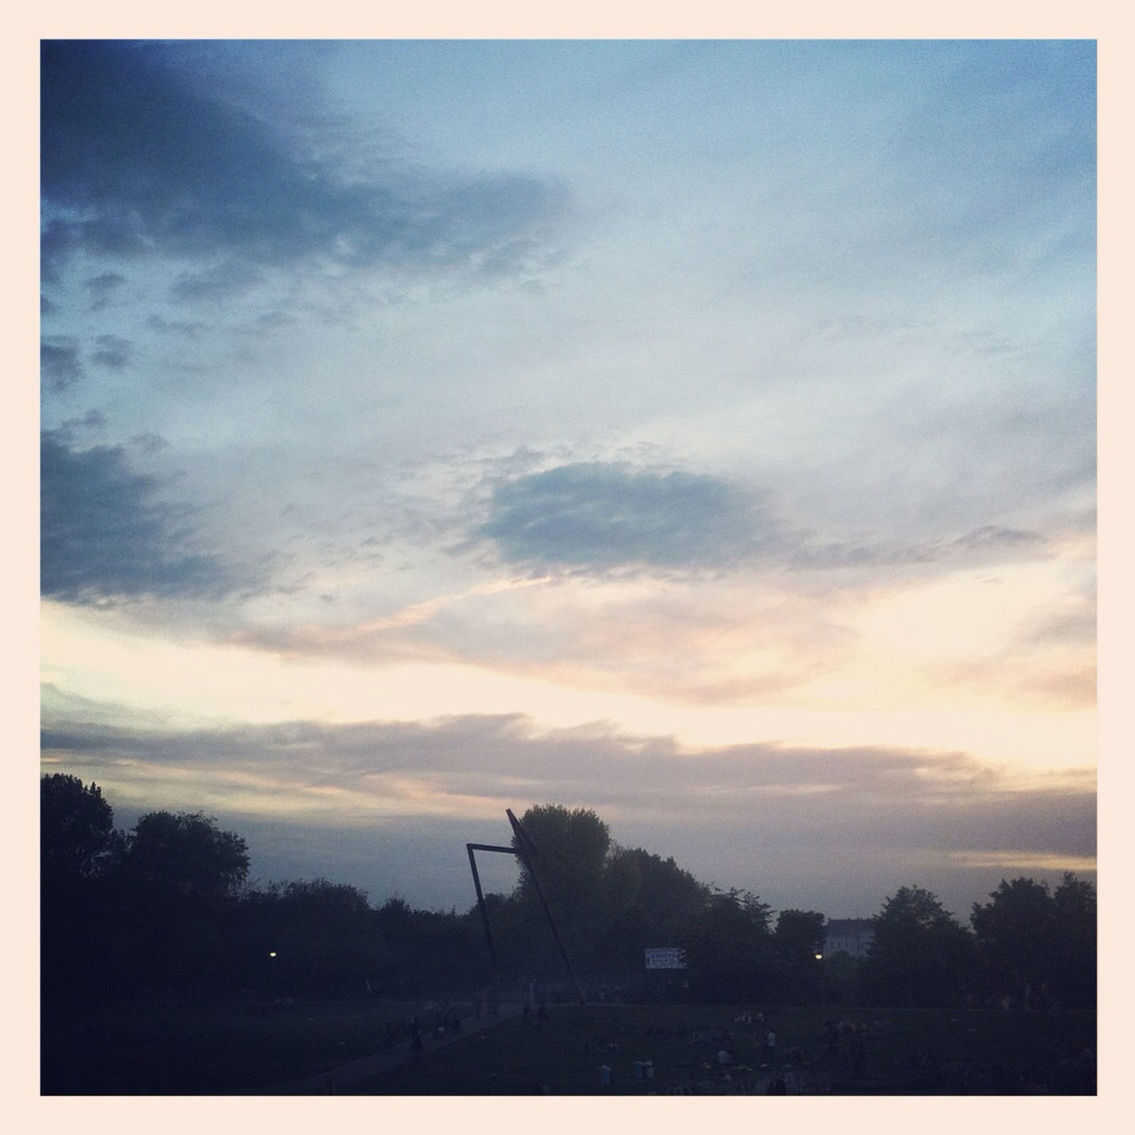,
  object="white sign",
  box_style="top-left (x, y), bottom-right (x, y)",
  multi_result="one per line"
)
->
top-left (644, 946), bottom-right (686, 970)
